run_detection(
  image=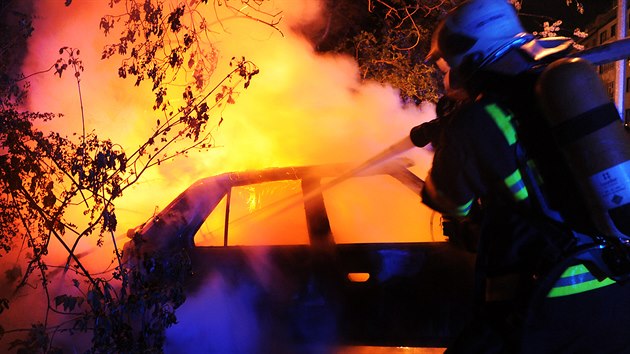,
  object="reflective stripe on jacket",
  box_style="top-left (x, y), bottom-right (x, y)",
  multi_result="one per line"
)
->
top-left (484, 103), bottom-right (529, 203)
top-left (547, 264), bottom-right (615, 298)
